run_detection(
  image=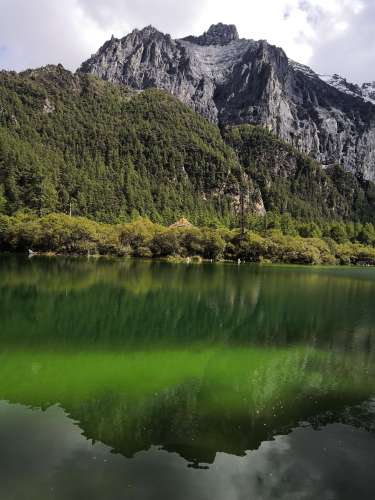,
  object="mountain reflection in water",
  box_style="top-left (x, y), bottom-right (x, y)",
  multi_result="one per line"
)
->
top-left (0, 256), bottom-right (374, 500)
